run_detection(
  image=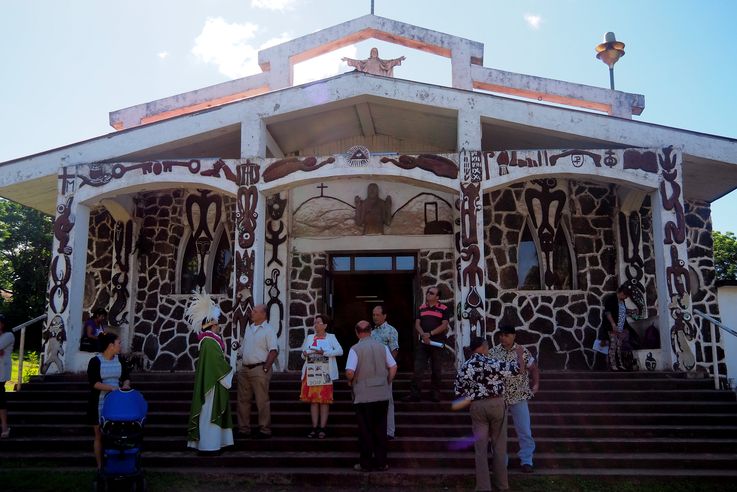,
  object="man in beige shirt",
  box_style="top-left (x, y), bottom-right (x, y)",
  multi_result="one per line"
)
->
top-left (236, 304), bottom-right (278, 439)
